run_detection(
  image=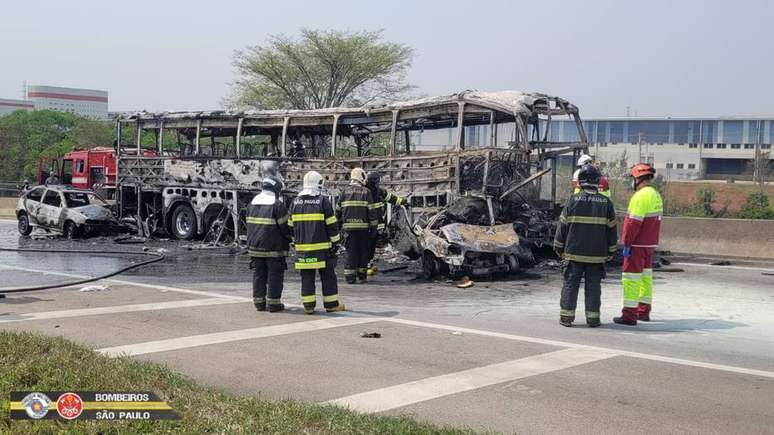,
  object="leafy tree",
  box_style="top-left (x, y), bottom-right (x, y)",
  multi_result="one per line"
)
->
top-left (737, 192), bottom-right (774, 219)
top-left (683, 187), bottom-right (728, 218)
top-left (228, 29), bottom-right (414, 109)
top-left (0, 110), bottom-right (114, 181)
